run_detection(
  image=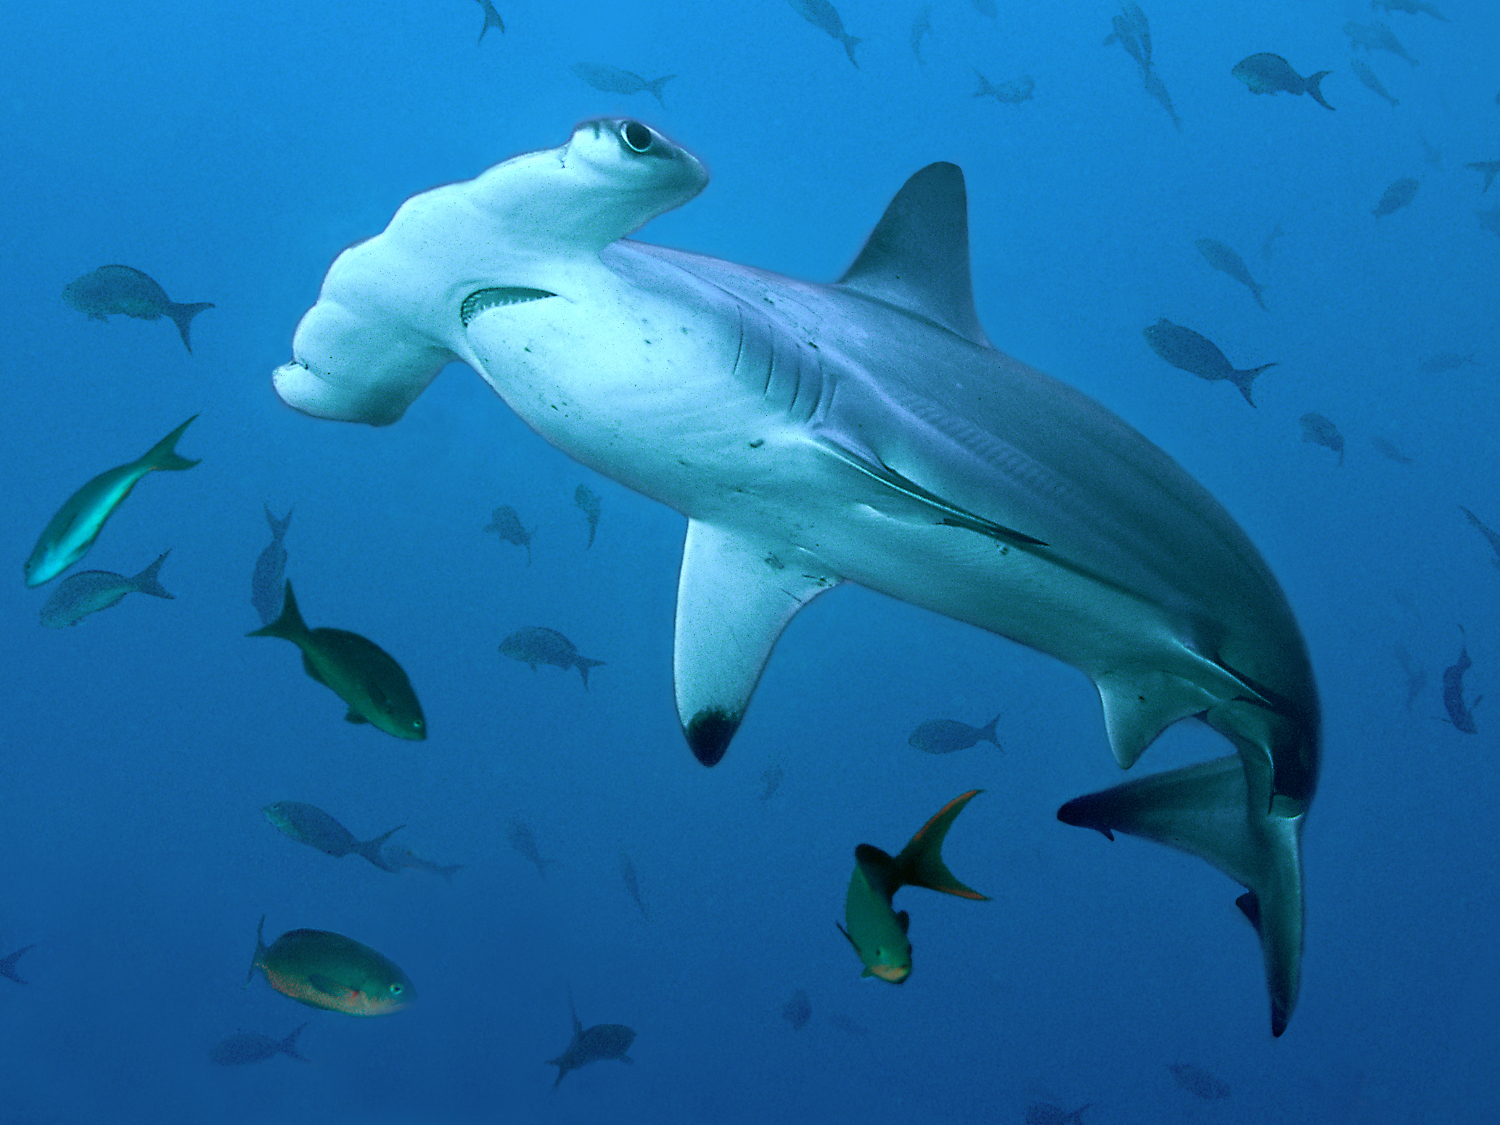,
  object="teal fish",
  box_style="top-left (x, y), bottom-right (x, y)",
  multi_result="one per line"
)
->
top-left (249, 581), bottom-right (427, 740)
top-left (247, 917), bottom-right (414, 1016)
top-left (24, 416), bottom-right (199, 587)
top-left (1232, 54), bottom-right (1334, 110)
top-left (39, 551), bottom-right (173, 627)
top-left (252, 505), bottom-right (294, 626)
top-left (62, 265), bottom-right (214, 352)
top-left (838, 791), bottom-right (988, 983)
top-left (482, 505), bottom-right (533, 564)
top-left (1351, 59), bottom-right (1398, 107)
